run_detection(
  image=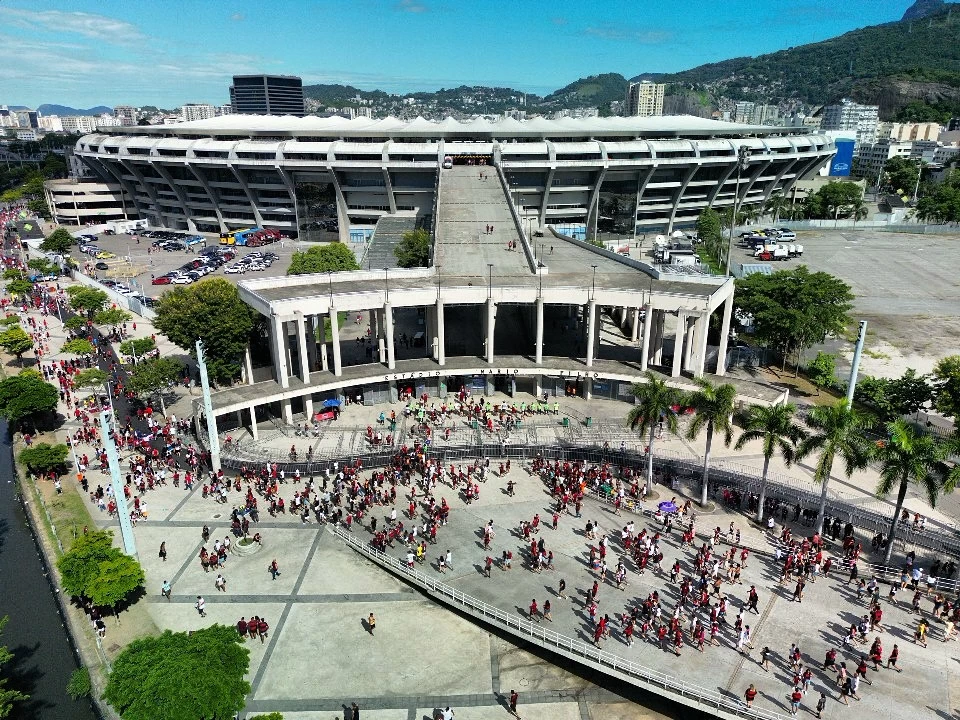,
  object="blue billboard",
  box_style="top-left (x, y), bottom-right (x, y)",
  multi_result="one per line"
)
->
top-left (829, 139), bottom-right (855, 177)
